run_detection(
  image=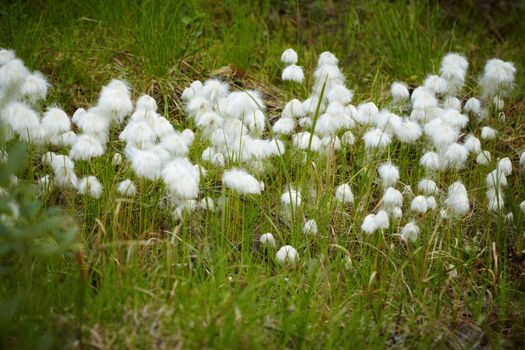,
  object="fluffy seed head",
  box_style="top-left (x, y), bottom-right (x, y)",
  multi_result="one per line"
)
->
top-left (222, 168), bottom-right (262, 195)
top-left (400, 222), bottom-right (419, 242)
top-left (78, 176), bottom-right (103, 198)
top-left (276, 245), bottom-right (299, 265)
